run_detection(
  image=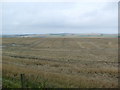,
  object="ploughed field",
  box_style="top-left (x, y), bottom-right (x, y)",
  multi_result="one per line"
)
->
top-left (2, 38), bottom-right (118, 88)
